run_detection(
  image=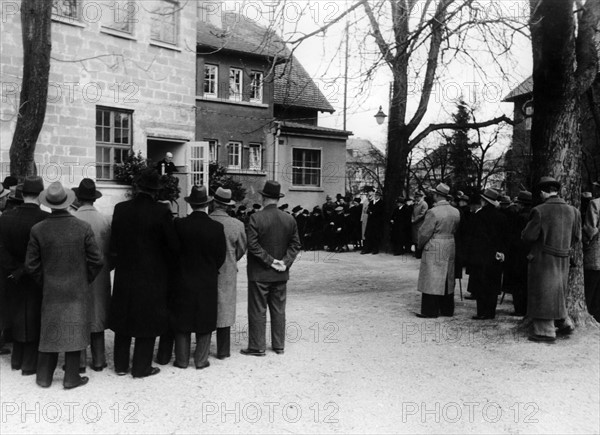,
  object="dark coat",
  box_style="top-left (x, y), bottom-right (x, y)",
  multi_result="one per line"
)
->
top-left (522, 197), bottom-right (581, 319)
top-left (365, 199), bottom-right (385, 238)
top-left (390, 205), bottom-right (412, 245)
top-left (172, 211), bottom-right (226, 334)
top-left (454, 205), bottom-right (471, 278)
top-left (0, 204), bottom-right (49, 341)
top-left (25, 211), bottom-right (103, 352)
top-left (504, 206), bottom-right (532, 288)
top-left (247, 204), bottom-right (301, 282)
top-left (465, 204), bottom-right (508, 296)
top-left (109, 193), bottom-right (180, 337)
